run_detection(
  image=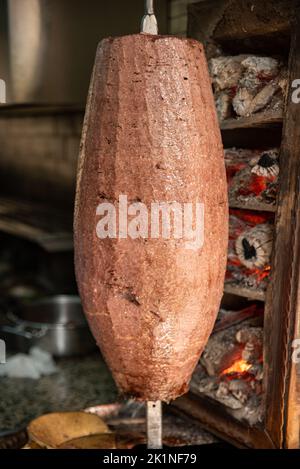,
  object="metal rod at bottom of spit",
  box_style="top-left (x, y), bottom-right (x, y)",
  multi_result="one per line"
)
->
top-left (146, 401), bottom-right (162, 449)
